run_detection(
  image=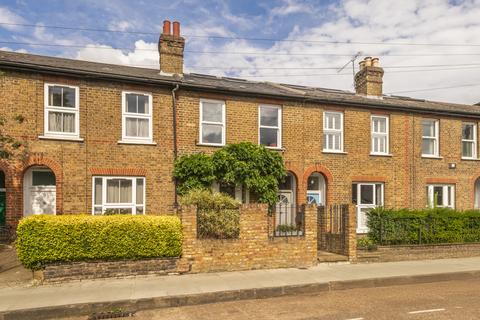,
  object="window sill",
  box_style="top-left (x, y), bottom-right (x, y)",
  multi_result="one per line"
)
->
top-left (39, 135), bottom-right (84, 142)
top-left (265, 146), bottom-right (285, 151)
top-left (117, 140), bottom-right (157, 146)
top-left (196, 143), bottom-right (225, 147)
top-left (322, 150), bottom-right (347, 155)
top-left (461, 157), bottom-right (480, 161)
top-left (370, 153), bottom-right (393, 157)
top-left (421, 155), bottom-right (443, 159)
